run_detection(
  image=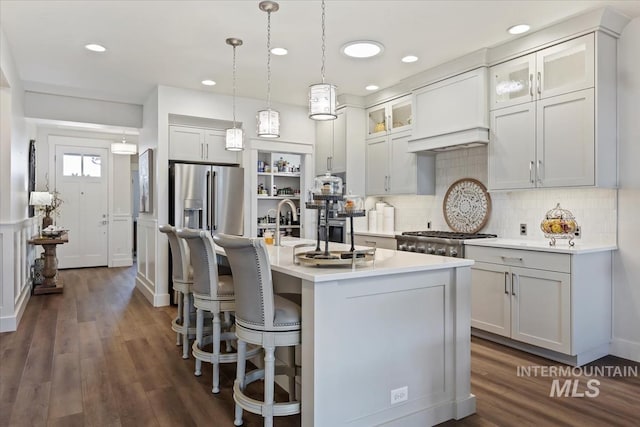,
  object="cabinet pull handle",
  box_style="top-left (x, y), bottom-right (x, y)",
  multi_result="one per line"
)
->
top-left (201, 143), bottom-right (204, 159)
top-left (529, 74), bottom-right (533, 97)
top-left (387, 176), bottom-right (390, 192)
top-left (537, 160), bottom-right (543, 184)
top-left (529, 160), bottom-right (534, 183)
top-left (512, 273), bottom-right (517, 296)
top-left (537, 72), bottom-right (541, 95)
top-left (329, 156), bottom-right (332, 171)
top-left (504, 271), bottom-right (509, 295)
top-left (501, 256), bottom-right (523, 262)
